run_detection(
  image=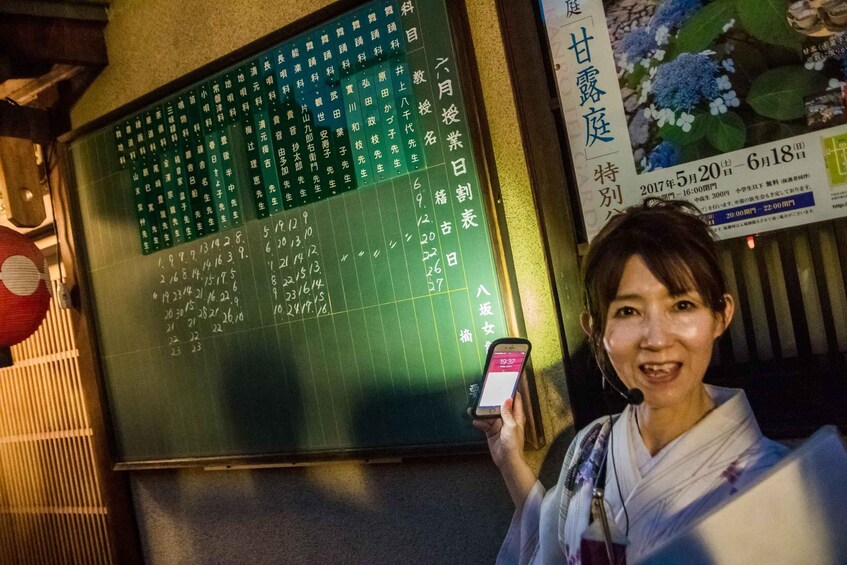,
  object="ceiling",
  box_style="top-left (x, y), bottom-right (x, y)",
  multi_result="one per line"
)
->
top-left (0, 0), bottom-right (110, 129)
top-left (0, 0), bottom-right (110, 232)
